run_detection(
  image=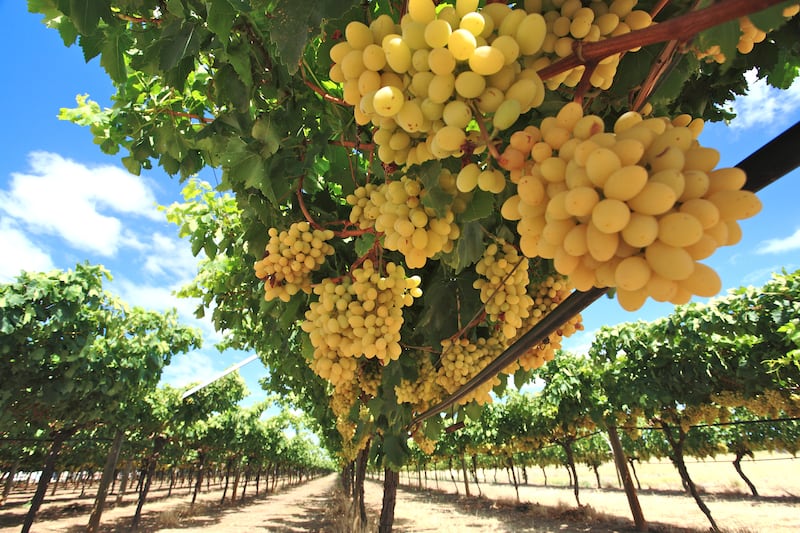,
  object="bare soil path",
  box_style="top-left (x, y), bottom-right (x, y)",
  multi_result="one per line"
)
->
top-left (2, 453), bottom-right (798, 532)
